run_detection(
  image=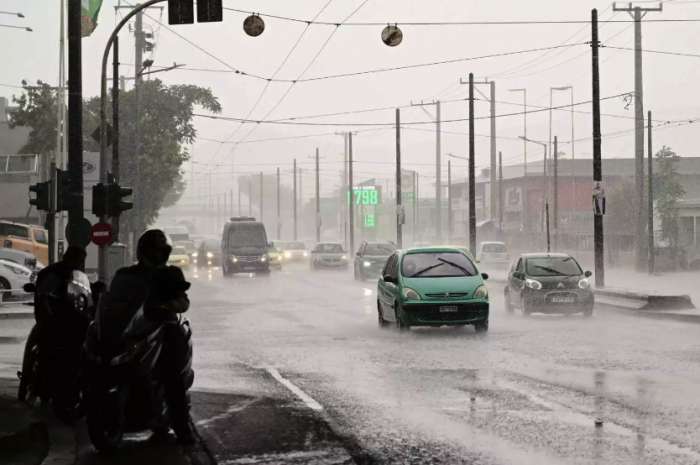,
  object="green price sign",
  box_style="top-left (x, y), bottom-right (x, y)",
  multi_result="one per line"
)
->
top-left (349, 186), bottom-right (381, 206)
top-left (364, 213), bottom-right (376, 228)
